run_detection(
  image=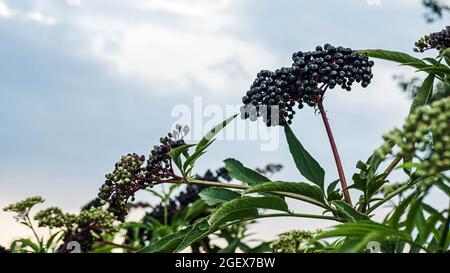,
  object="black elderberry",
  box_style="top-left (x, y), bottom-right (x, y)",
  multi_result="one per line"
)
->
top-left (97, 125), bottom-right (189, 221)
top-left (414, 26), bottom-right (450, 52)
top-left (240, 44), bottom-right (374, 126)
